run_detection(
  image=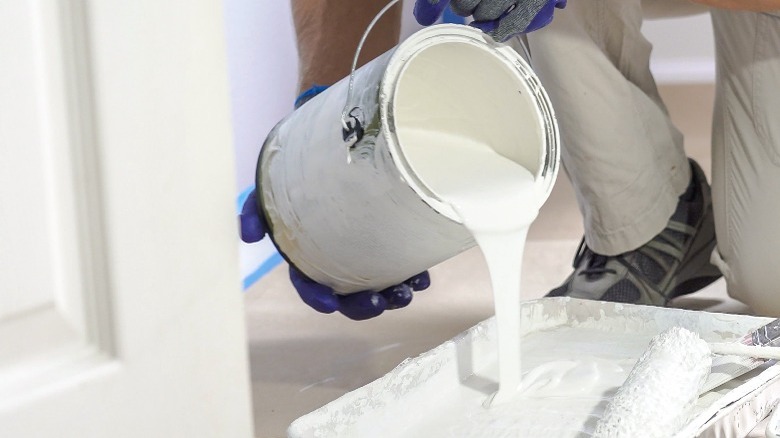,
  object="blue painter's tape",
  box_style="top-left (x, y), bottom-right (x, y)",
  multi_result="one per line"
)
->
top-left (243, 252), bottom-right (284, 290)
top-left (442, 7), bottom-right (465, 25)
